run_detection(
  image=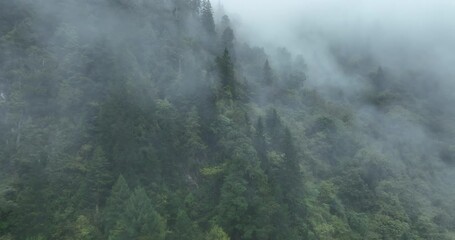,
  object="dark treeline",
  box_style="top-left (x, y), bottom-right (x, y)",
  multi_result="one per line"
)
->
top-left (0, 0), bottom-right (454, 239)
